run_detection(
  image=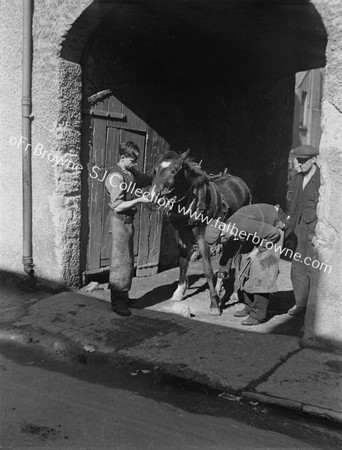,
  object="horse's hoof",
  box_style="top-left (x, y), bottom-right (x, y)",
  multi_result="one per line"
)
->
top-left (209, 307), bottom-right (221, 316)
top-left (171, 284), bottom-right (187, 302)
top-left (171, 296), bottom-right (183, 302)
